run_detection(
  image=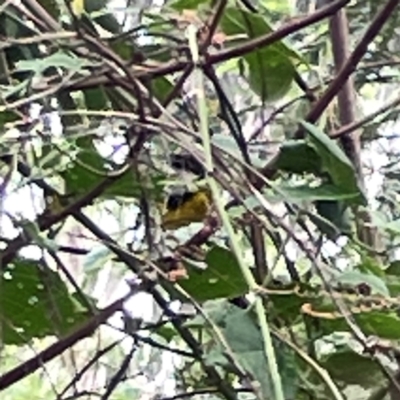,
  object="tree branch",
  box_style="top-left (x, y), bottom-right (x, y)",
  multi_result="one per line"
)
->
top-left (0, 291), bottom-right (133, 391)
